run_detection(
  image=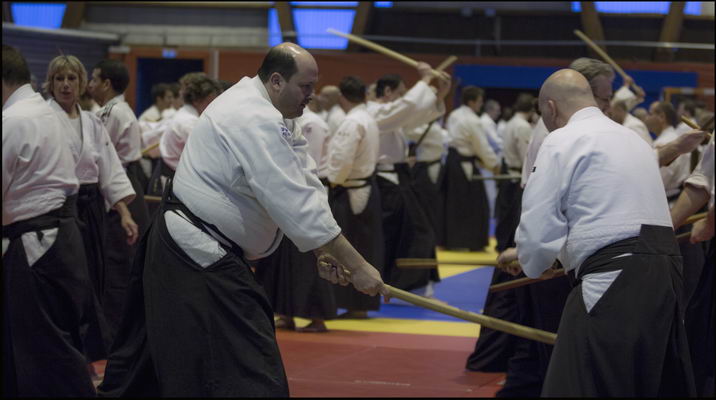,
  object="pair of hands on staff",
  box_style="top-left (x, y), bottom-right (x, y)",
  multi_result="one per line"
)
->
top-left (416, 62), bottom-right (451, 101)
top-left (496, 247), bottom-right (560, 279)
top-left (690, 206), bottom-right (715, 243)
